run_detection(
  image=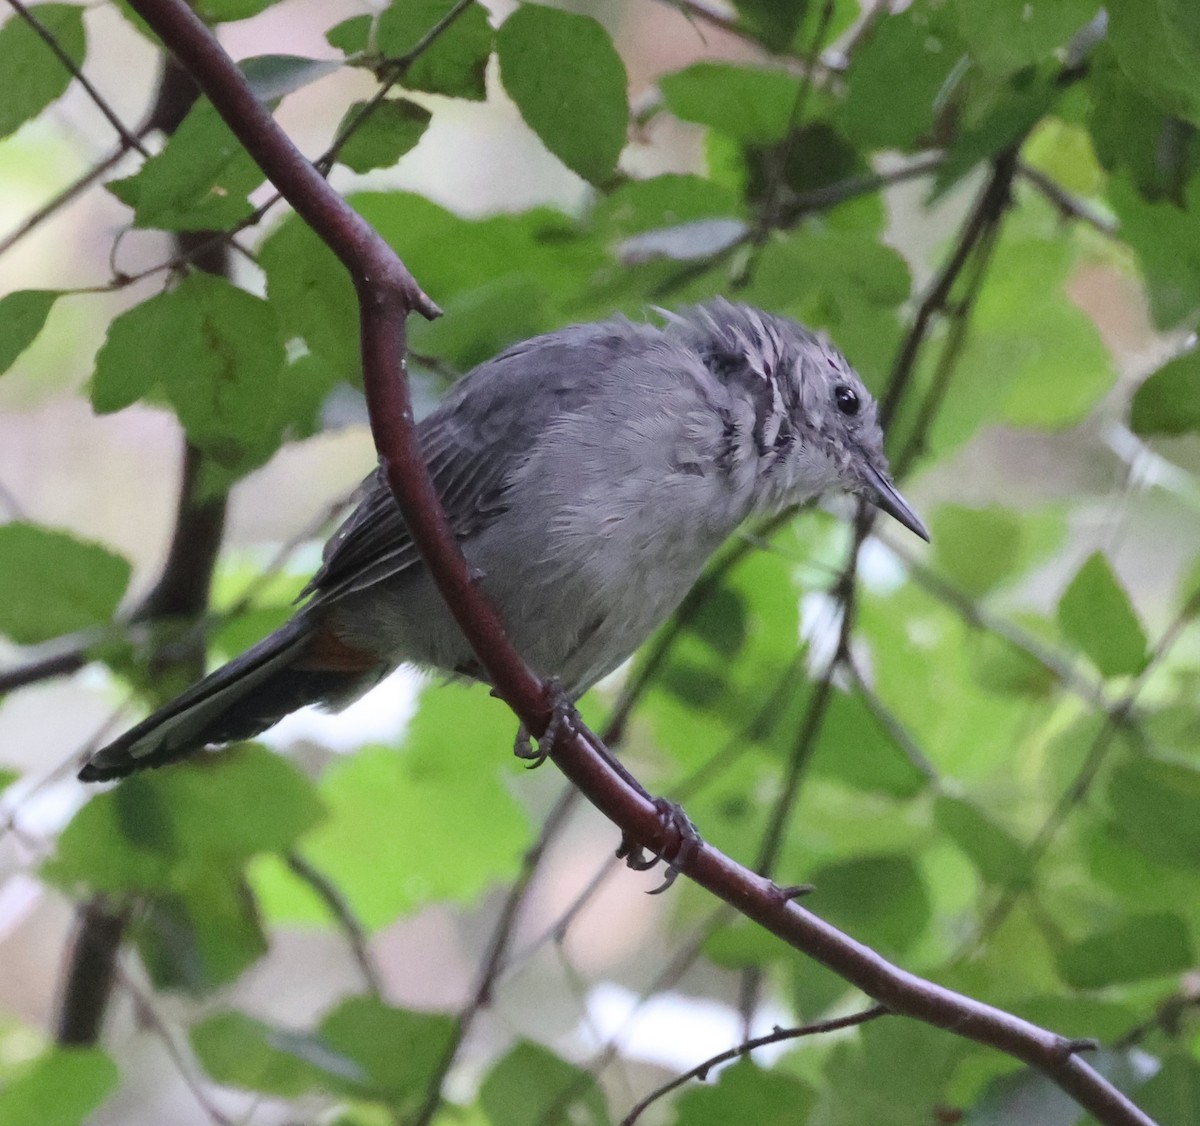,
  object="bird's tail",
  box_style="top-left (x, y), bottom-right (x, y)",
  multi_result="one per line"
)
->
top-left (79, 615), bottom-right (385, 782)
